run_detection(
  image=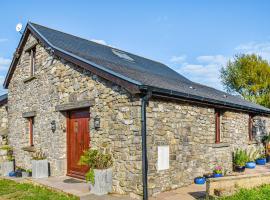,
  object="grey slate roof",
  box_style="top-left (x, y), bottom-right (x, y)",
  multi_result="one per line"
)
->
top-left (20, 23), bottom-right (270, 114)
top-left (0, 94), bottom-right (7, 105)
